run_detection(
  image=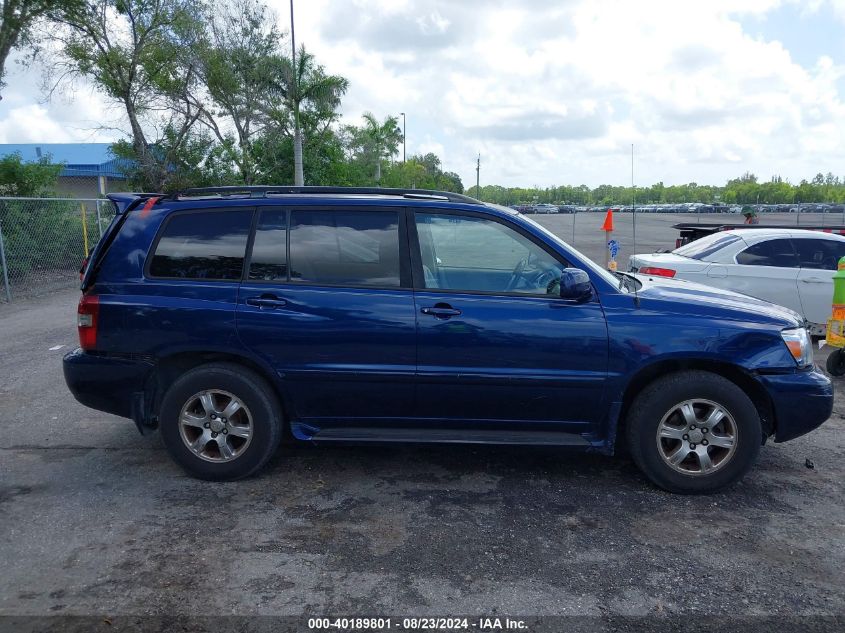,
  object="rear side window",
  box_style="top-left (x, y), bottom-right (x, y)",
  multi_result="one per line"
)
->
top-left (149, 210), bottom-right (251, 280)
top-left (289, 210), bottom-right (401, 287)
top-left (793, 238), bottom-right (845, 270)
top-left (735, 238), bottom-right (798, 268)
